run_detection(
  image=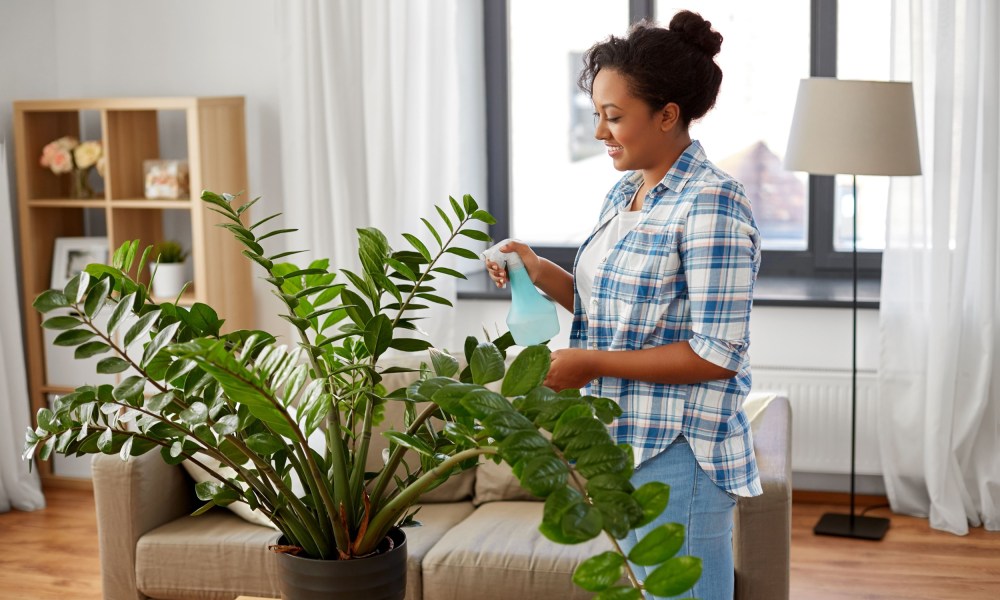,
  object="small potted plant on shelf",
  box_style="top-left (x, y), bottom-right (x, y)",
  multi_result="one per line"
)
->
top-left (24, 191), bottom-right (700, 600)
top-left (149, 240), bottom-right (189, 299)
